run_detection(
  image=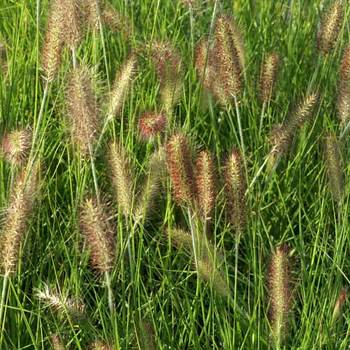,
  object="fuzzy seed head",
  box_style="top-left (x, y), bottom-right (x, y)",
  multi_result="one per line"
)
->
top-left (66, 65), bottom-right (99, 157)
top-left (50, 334), bottom-right (65, 350)
top-left (83, 0), bottom-right (101, 30)
top-left (79, 197), bottom-right (115, 273)
top-left (213, 15), bottom-right (243, 99)
top-left (101, 3), bottom-right (132, 38)
top-left (109, 141), bottom-right (134, 217)
top-left (107, 54), bottom-right (137, 119)
top-left (268, 245), bottom-right (292, 346)
top-left (138, 112), bottom-right (167, 140)
top-left (134, 148), bottom-right (166, 222)
top-left (36, 284), bottom-right (85, 320)
top-left (317, 1), bottom-right (344, 54)
top-left (195, 38), bottom-right (213, 91)
top-left (259, 52), bottom-right (280, 103)
top-left (332, 288), bottom-right (347, 321)
top-left (60, 0), bottom-right (83, 49)
top-left (224, 149), bottom-right (246, 233)
top-left (41, 0), bottom-right (64, 82)
top-left (166, 133), bottom-right (196, 206)
top-left (289, 92), bottom-right (318, 128)
top-left (166, 228), bottom-right (193, 252)
top-left (90, 341), bottom-right (113, 350)
top-left (324, 132), bottom-right (344, 204)
top-left (1, 128), bottom-right (32, 166)
top-left (1, 163), bottom-right (40, 275)
top-left (195, 150), bottom-right (216, 221)
top-left (337, 47), bottom-right (350, 123)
